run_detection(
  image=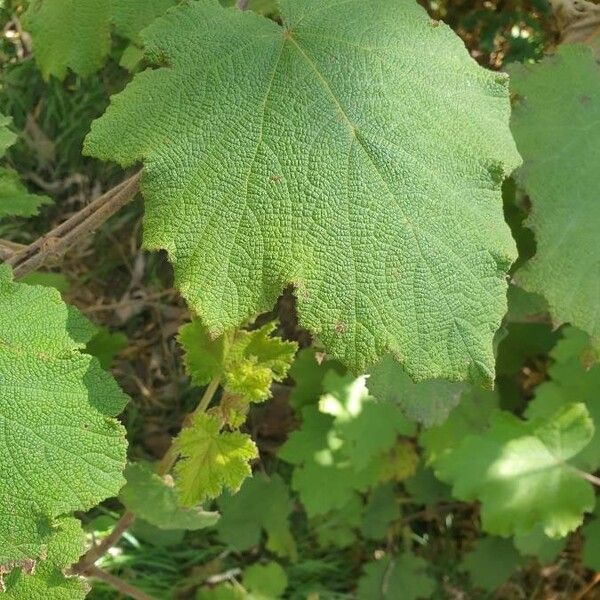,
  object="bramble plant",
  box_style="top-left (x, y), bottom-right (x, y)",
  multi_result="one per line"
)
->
top-left (0, 0), bottom-right (599, 598)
